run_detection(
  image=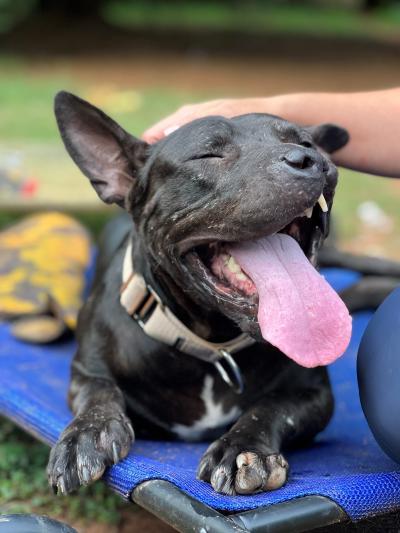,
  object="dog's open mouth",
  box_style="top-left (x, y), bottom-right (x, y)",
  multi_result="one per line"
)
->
top-left (186, 194), bottom-right (352, 368)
